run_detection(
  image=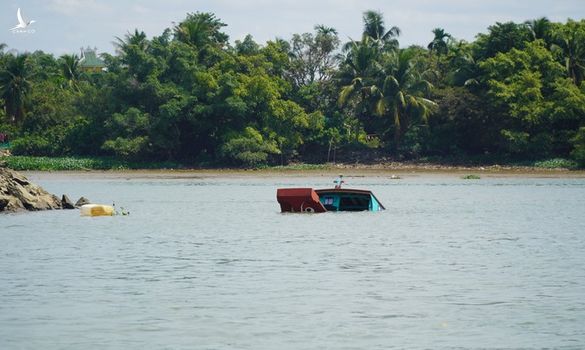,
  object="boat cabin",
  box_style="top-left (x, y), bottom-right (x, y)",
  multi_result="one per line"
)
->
top-left (316, 188), bottom-right (384, 212)
top-left (276, 188), bottom-right (385, 213)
